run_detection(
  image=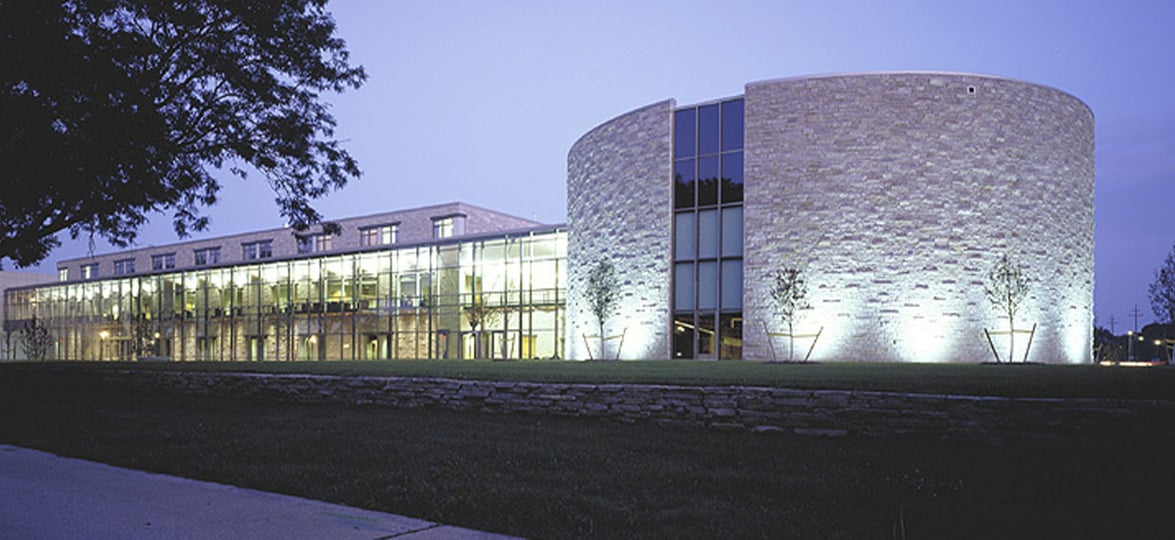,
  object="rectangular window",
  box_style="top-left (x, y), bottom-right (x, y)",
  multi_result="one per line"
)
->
top-left (152, 253), bottom-right (175, 271)
top-left (194, 247), bottom-right (221, 266)
top-left (359, 227), bottom-right (378, 247)
top-left (721, 207), bottom-right (743, 257)
top-left (242, 240), bottom-right (273, 260)
top-left (698, 209), bottom-right (718, 259)
top-left (114, 258), bottom-right (135, 275)
top-left (81, 263), bottom-right (99, 280)
top-left (360, 224), bottom-right (397, 246)
top-left (58, 268), bottom-right (68, 281)
top-left (698, 103), bottom-right (720, 155)
top-left (721, 259), bottom-right (743, 309)
top-left (720, 151), bottom-right (744, 203)
top-left (674, 212), bottom-right (695, 261)
top-left (697, 155), bottom-right (719, 207)
top-left (674, 158), bottom-right (695, 209)
top-left (674, 108), bottom-right (696, 159)
top-left (297, 234), bottom-right (332, 254)
top-left (433, 217), bottom-right (454, 239)
top-left (674, 262), bottom-right (695, 310)
top-left (697, 261), bottom-right (718, 310)
top-left (315, 234), bottom-right (332, 252)
top-left (721, 99), bottom-right (744, 151)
